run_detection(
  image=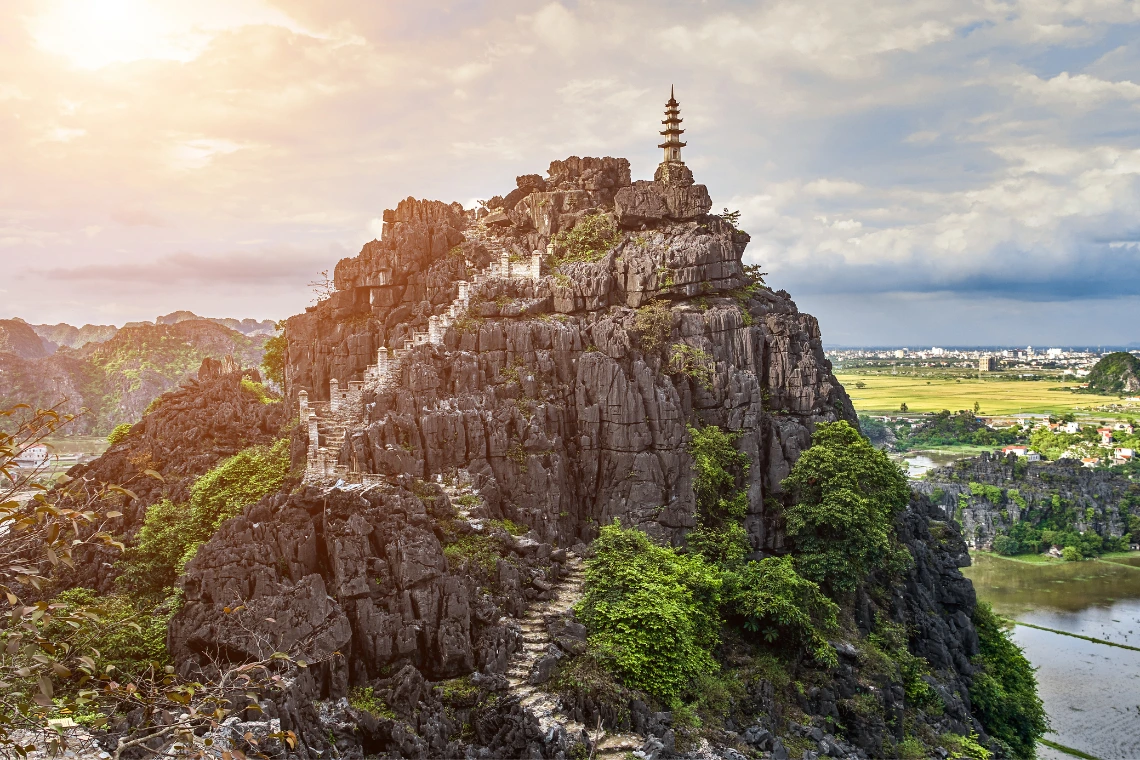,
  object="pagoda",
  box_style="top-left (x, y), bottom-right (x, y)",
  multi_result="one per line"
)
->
top-left (654, 86), bottom-right (695, 187)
